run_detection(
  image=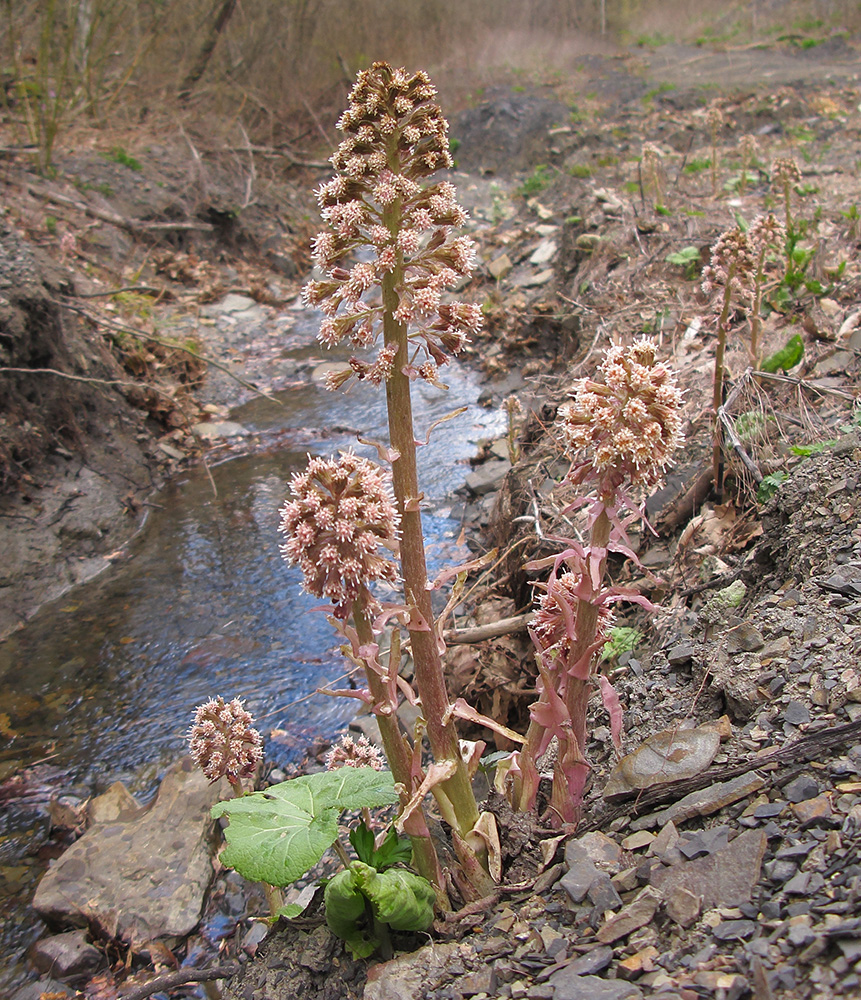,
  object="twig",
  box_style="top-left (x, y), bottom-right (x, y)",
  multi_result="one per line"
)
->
top-left (2, 175), bottom-right (214, 235)
top-left (443, 612), bottom-right (533, 645)
top-left (61, 302), bottom-right (280, 403)
top-left (74, 285), bottom-right (165, 298)
top-left (117, 962), bottom-right (239, 1000)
